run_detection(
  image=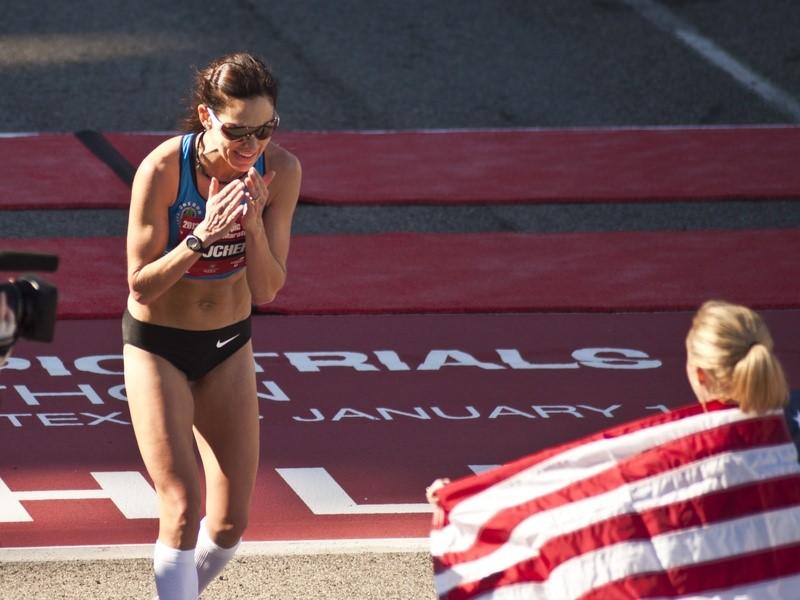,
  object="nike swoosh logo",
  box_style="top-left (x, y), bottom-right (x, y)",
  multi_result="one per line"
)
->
top-left (216, 334), bottom-right (240, 349)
